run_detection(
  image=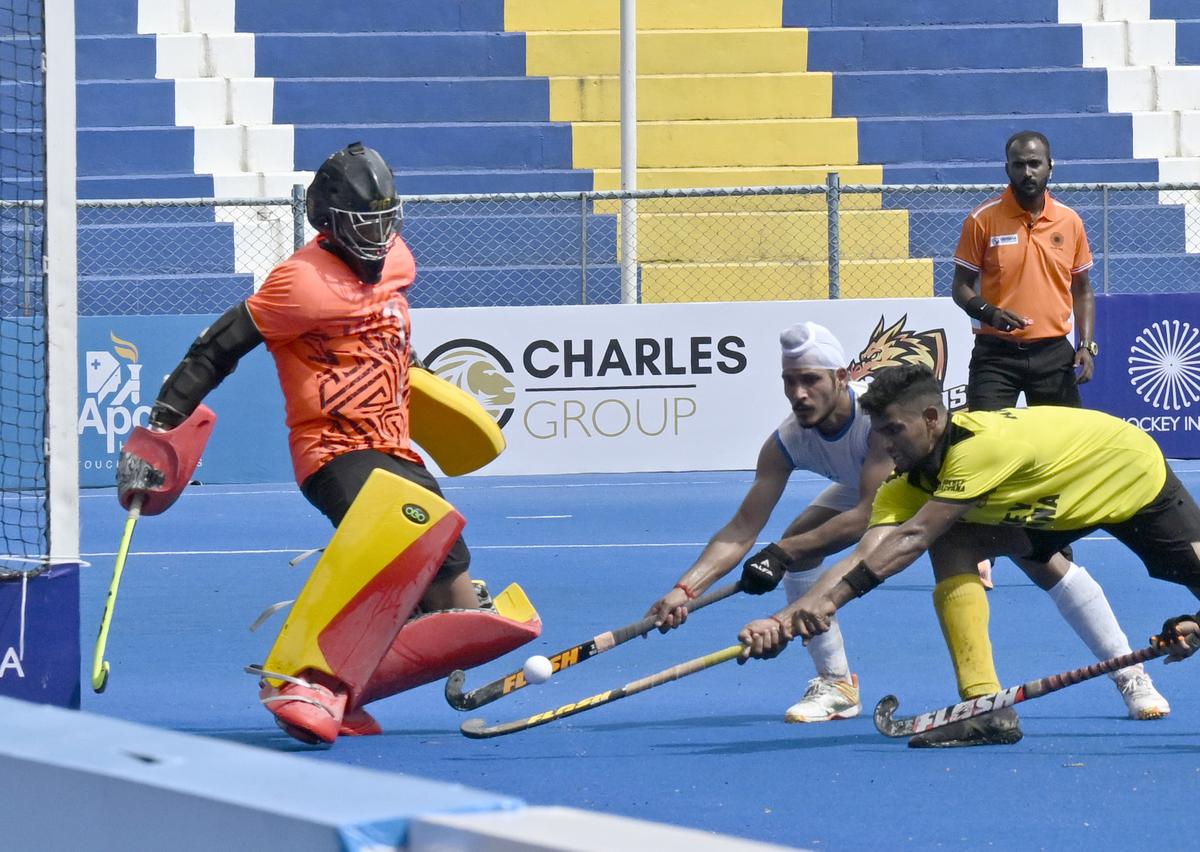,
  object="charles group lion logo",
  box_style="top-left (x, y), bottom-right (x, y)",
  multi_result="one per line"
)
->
top-left (847, 315), bottom-right (947, 382)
